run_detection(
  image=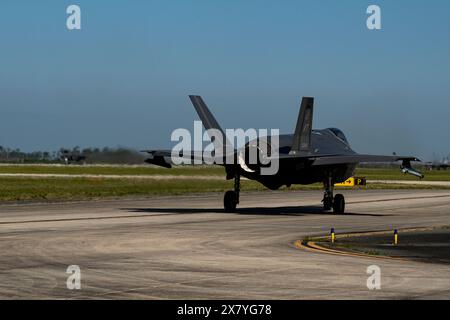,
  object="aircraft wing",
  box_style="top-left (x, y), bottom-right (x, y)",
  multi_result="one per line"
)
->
top-left (311, 154), bottom-right (424, 178)
top-left (142, 150), bottom-right (234, 168)
top-left (310, 154), bottom-right (420, 166)
top-left (145, 149), bottom-right (423, 178)
top-left (273, 153), bottom-right (423, 178)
